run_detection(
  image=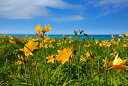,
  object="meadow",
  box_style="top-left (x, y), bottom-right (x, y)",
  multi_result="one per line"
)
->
top-left (0, 25), bottom-right (128, 86)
